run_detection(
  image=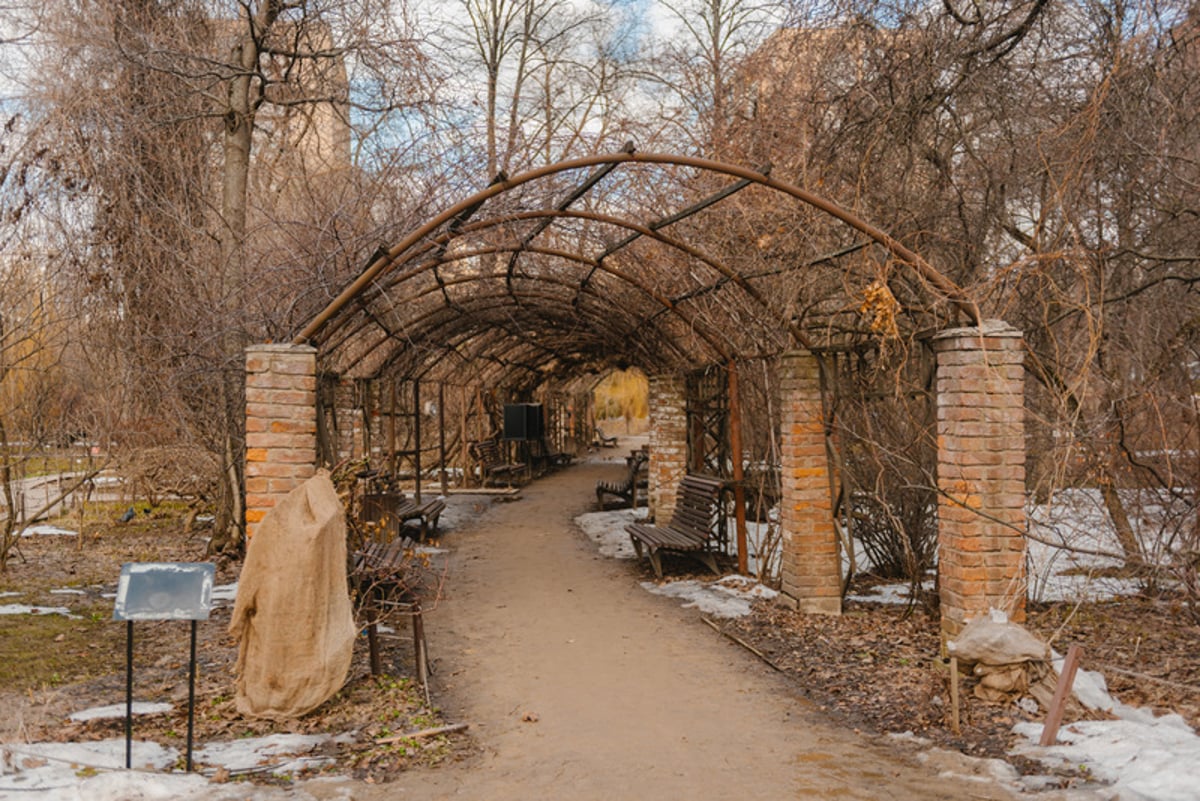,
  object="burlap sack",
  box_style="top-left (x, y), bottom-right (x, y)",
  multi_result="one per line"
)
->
top-left (229, 471), bottom-right (357, 719)
top-left (947, 614), bottom-right (1049, 665)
